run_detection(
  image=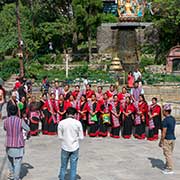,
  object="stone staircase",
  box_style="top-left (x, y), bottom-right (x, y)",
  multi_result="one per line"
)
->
top-left (3, 74), bottom-right (17, 95)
